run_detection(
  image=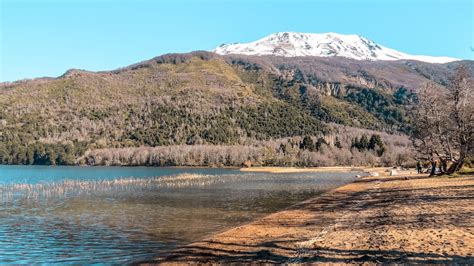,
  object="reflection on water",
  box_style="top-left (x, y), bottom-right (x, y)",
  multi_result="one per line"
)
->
top-left (0, 166), bottom-right (359, 263)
